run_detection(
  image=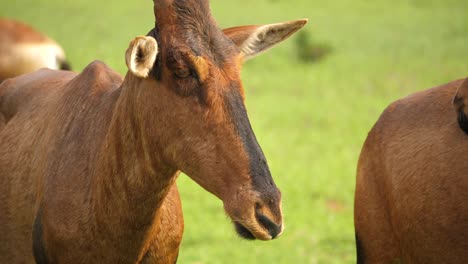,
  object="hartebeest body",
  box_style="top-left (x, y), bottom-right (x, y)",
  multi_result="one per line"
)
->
top-left (0, 18), bottom-right (71, 82)
top-left (355, 78), bottom-right (468, 263)
top-left (0, 0), bottom-right (306, 263)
